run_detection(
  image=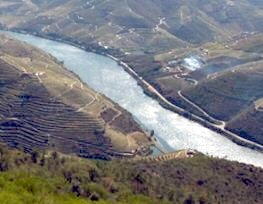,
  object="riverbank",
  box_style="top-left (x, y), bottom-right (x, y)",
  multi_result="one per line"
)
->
top-left (4, 28), bottom-right (263, 153)
top-left (112, 56), bottom-right (263, 153)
